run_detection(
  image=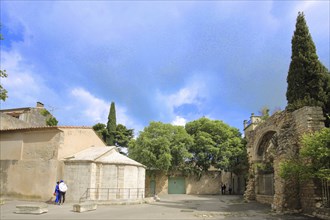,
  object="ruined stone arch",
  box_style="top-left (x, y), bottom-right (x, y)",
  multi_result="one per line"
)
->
top-left (253, 128), bottom-right (279, 161)
top-left (253, 129), bottom-right (279, 197)
top-left (255, 130), bottom-right (277, 160)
